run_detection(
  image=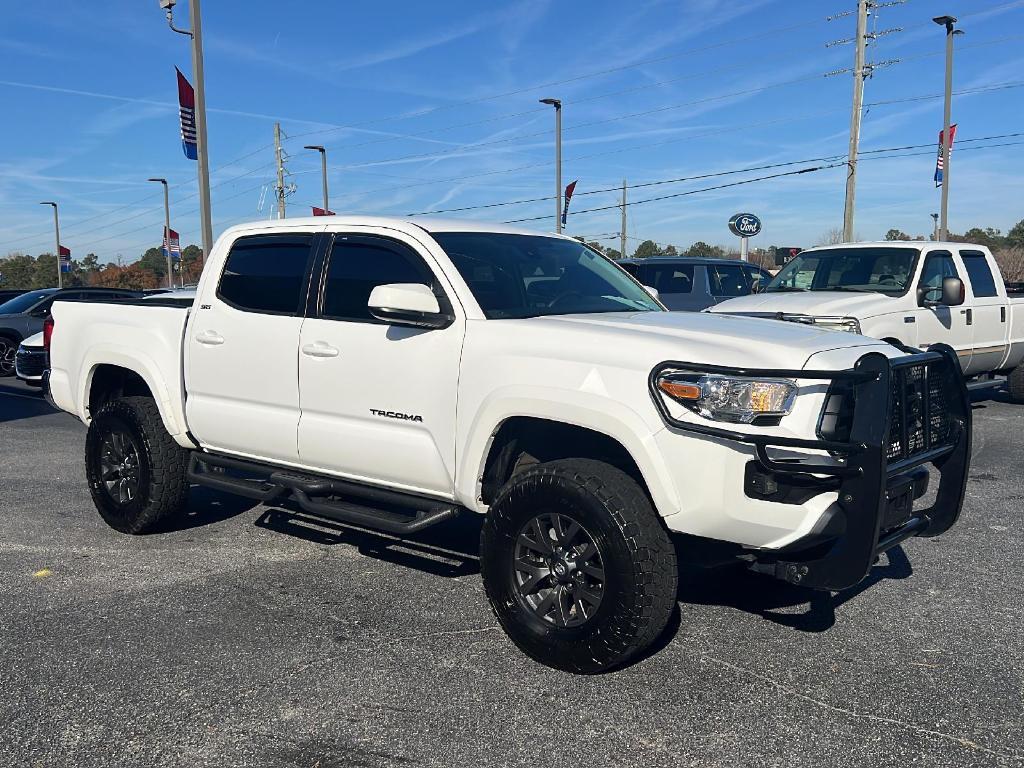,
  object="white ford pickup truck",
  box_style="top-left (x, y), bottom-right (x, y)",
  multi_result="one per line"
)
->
top-left (44, 218), bottom-right (971, 673)
top-left (710, 242), bottom-right (1024, 400)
